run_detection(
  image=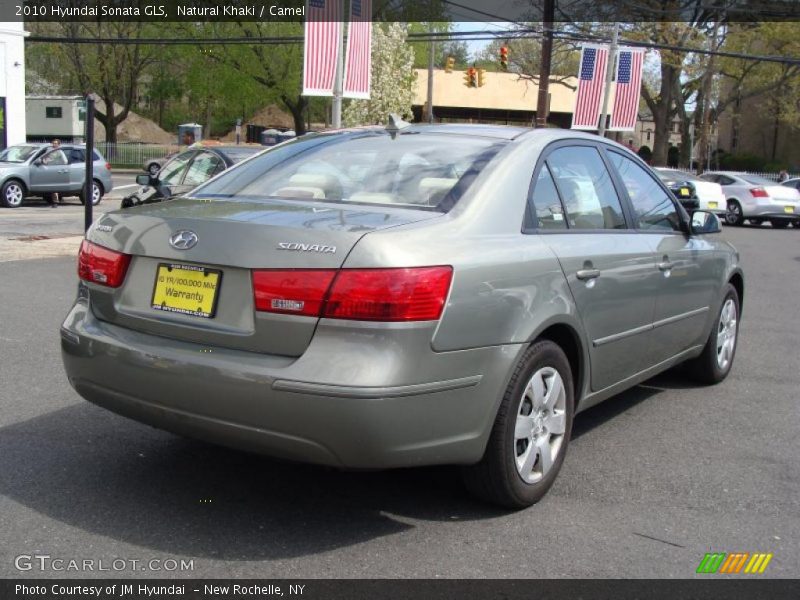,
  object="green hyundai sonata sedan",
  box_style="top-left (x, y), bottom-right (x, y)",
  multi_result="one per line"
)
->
top-left (61, 123), bottom-right (743, 508)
